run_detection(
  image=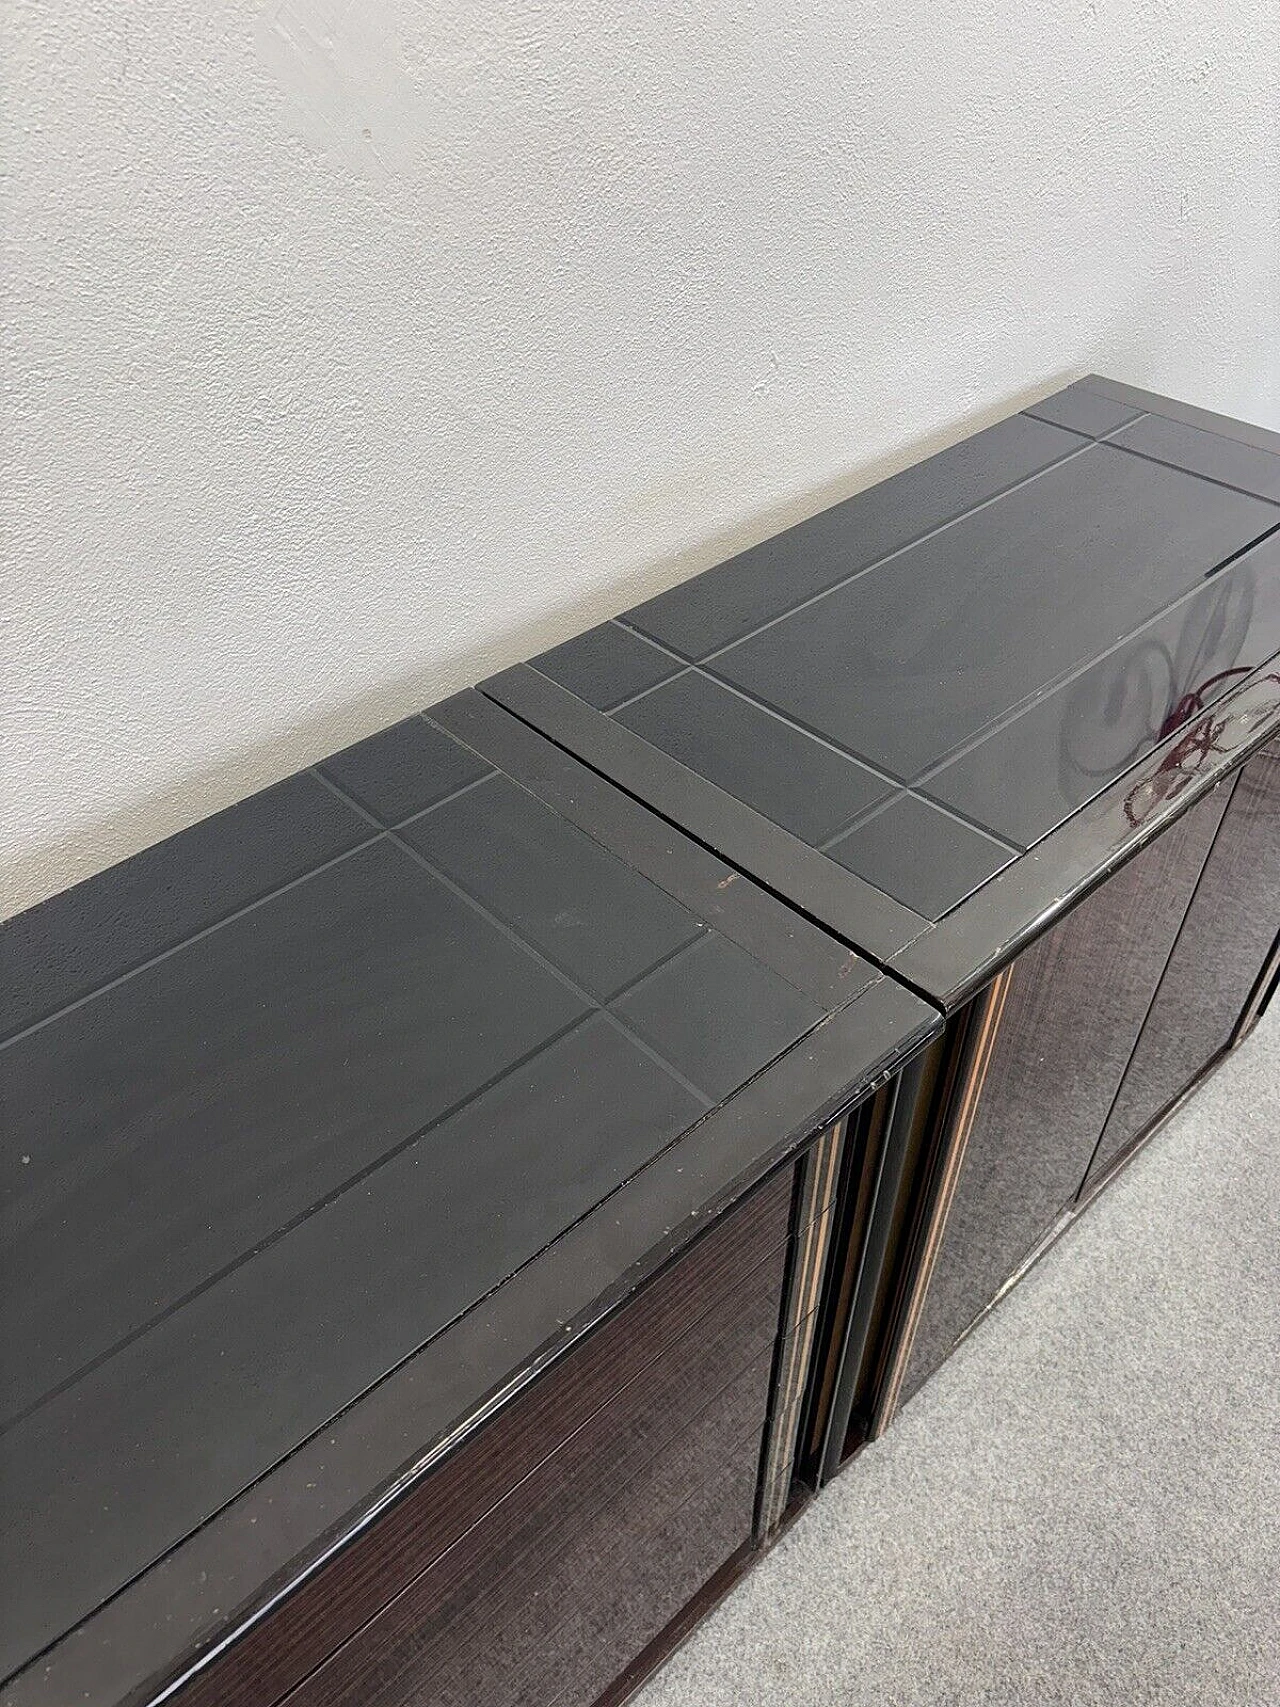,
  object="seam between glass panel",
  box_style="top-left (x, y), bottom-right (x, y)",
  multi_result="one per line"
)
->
top-left (0, 760), bottom-right (507, 1056)
top-left (0, 1005), bottom-right (593, 1440)
top-left (0, 831), bottom-right (381, 1056)
top-left (908, 514), bottom-right (1280, 795)
top-left (618, 422), bottom-right (1109, 669)
top-left (311, 767), bottom-right (717, 1113)
top-left (602, 446), bottom-right (1280, 853)
top-left (7, 765), bottom-right (785, 1429)
top-left (1101, 438), bottom-right (1280, 508)
top-left (599, 420), bottom-right (1154, 790)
